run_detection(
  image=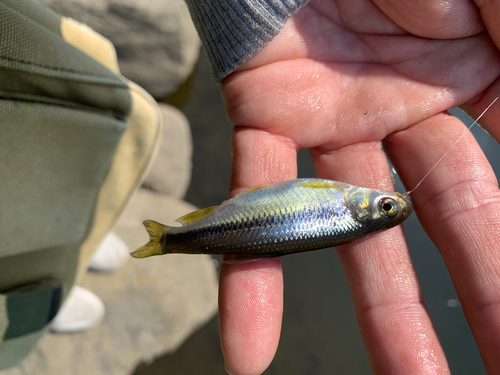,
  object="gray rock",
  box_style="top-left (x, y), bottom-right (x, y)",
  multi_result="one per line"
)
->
top-left (39, 0), bottom-right (201, 98)
top-left (1, 189), bottom-right (218, 375)
top-left (142, 104), bottom-right (192, 198)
